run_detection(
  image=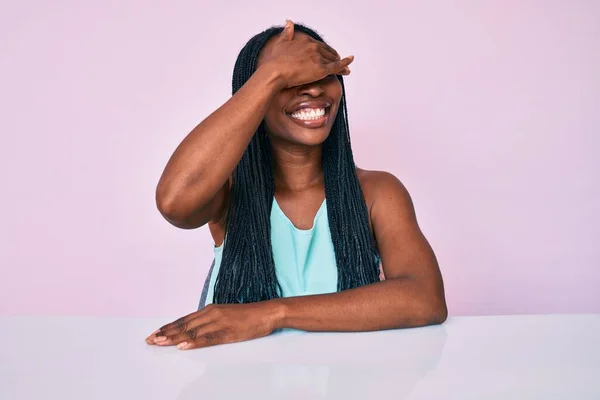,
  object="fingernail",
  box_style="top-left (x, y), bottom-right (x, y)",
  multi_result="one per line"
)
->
top-left (154, 336), bottom-right (167, 343)
top-left (177, 341), bottom-right (189, 350)
top-left (348, 55), bottom-right (355, 61)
